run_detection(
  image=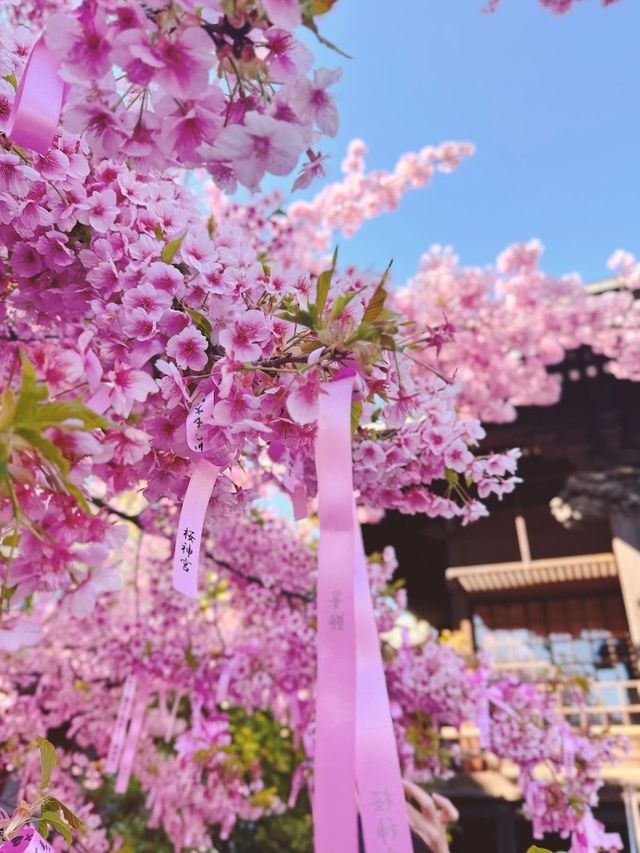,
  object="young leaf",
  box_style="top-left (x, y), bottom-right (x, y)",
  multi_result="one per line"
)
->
top-left (41, 797), bottom-right (85, 831)
top-left (25, 400), bottom-right (110, 432)
top-left (15, 353), bottom-right (47, 422)
top-left (362, 260), bottom-right (393, 325)
top-left (0, 388), bottom-right (16, 431)
top-left (36, 737), bottom-right (57, 791)
top-left (160, 232), bottom-right (186, 264)
top-left (17, 429), bottom-right (89, 511)
top-left (276, 309), bottom-right (317, 330)
top-left (315, 246), bottom-right (338, 315)
top-left (184, 307), bottom-right (213, 339)
top-left (40, 811), bottom-right (72, 844)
